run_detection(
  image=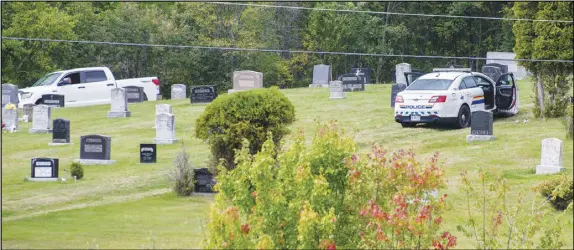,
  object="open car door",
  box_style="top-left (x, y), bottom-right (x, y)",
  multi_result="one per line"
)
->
top-left (404, 72), bottom-right (425, 87)
top-left (495, 73), bottom-right (517, 111)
